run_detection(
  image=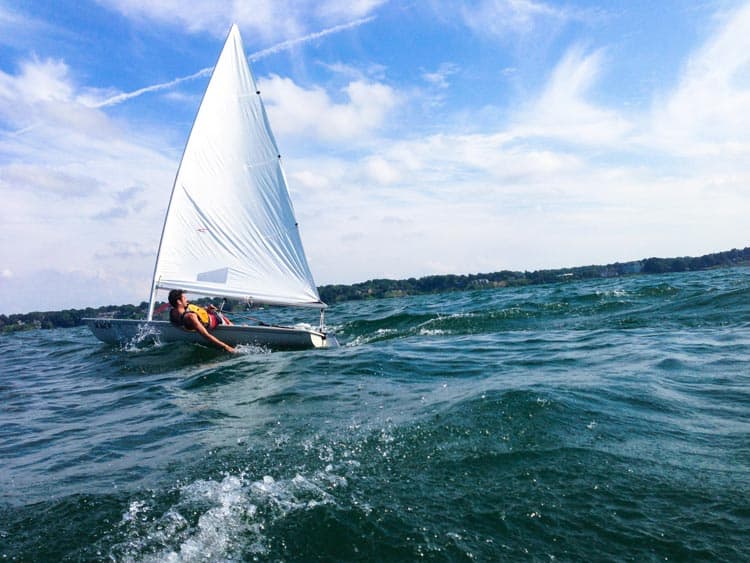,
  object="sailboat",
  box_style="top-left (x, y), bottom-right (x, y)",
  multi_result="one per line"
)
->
top-left (84, 24), bottom-right (334, 350)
